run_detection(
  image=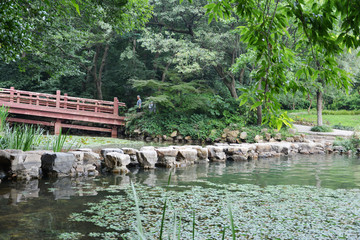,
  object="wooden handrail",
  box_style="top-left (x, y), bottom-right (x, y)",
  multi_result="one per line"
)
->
top-left (0, 87), bottom-right (126, 115)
